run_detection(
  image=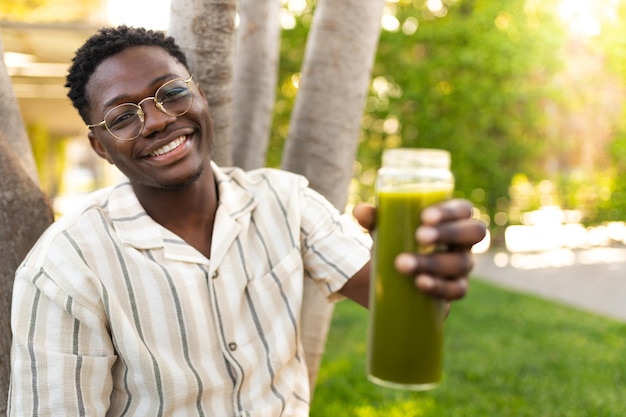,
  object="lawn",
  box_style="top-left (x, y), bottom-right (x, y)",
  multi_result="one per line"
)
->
top-left (310, 279), bottom-right (626, 417)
